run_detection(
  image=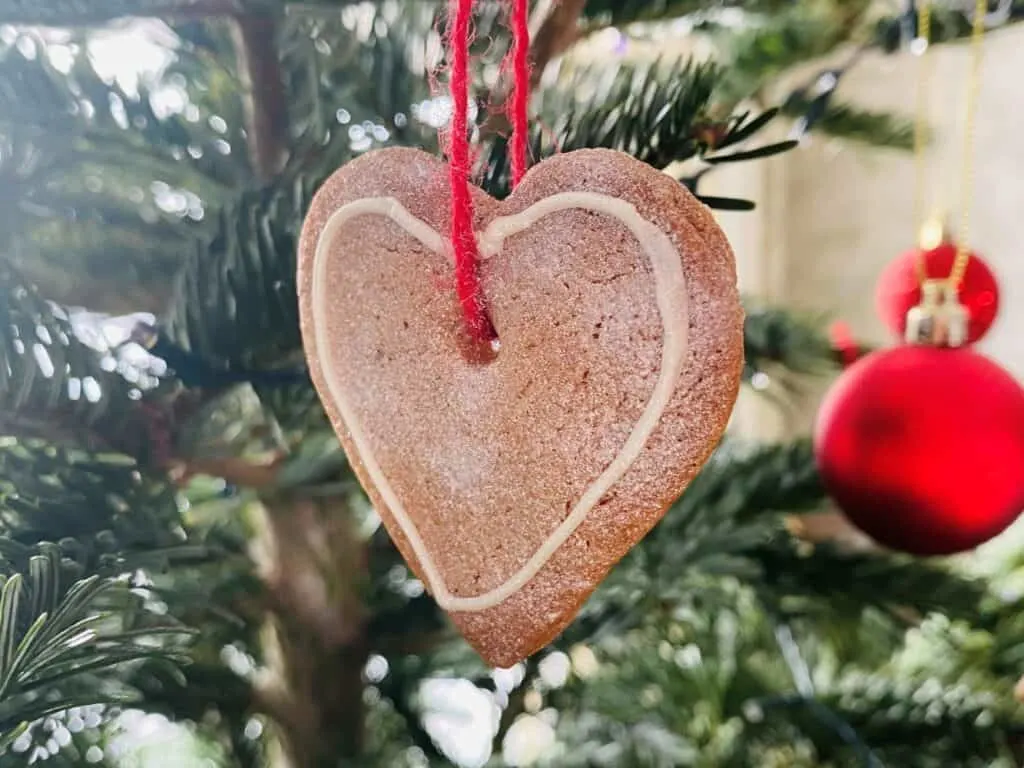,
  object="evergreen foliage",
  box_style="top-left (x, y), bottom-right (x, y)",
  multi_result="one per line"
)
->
top-left (0, 1), bottom-right (1022, 766)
